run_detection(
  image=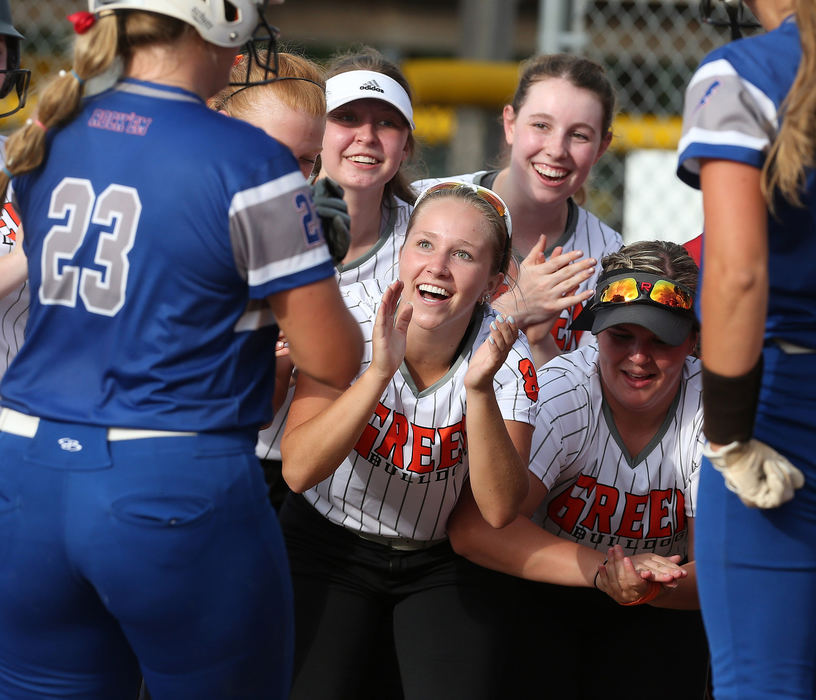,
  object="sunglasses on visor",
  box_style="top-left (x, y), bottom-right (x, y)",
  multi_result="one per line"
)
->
top-left (416, 181), bottom-right (513, 239)
top-left (597, 275), bottom-right (694, 312)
